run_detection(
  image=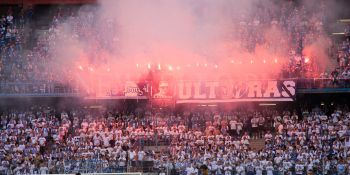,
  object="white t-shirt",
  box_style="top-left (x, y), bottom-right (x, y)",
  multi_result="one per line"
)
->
top-left (283, 161), bottom-right (292, 170)
top-left (224, 165), bottom-right (232, 175)
top-left (251, 118), bottom-right (258, 128)
top-left (40, 167), bottom-right (49, 174)
top-left (138, 151), bottom-right (145, 160)
top-left (265, 133), bottom-right (273, 141)
top-left (103, 136), bottom-right (110, 147)
top-left (38, 137), bottom-right (46, 146)
top-left (255, 165), bottom-right (263, 175)
top-left (31, 136), bottom-right (38, 144)
top-left (236, 165), bottom-right (245, 175)
top-left (129, 150), bottom-right (136, 160)
top-left (307, 163), bottom-right (314, 171)
top-left (186, 166), bottom-right (198, 175)
top-left (230, 120), bottom-right (237, 130)
top-left (6, 15), bottom-right (13, 23)
top-left (18, 144), bottom-right (25, 151)
top-left (266, 165), bottom-right (274, 175)
top-left (93, 137), bottom-right (101, 146)
top-left (237, 122), bottom-right (243, 131)
top-left (278, 124), bottom-right (284, 133)
top-left (295, 164), bottom-right (305, 174)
